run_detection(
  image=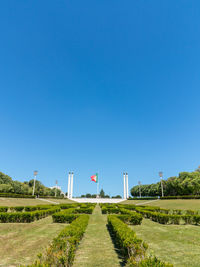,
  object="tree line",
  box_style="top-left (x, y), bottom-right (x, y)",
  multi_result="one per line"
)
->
top-left (0, 171), bottom-right (62, 196)
top-left (80, 189), bottom-right (122, 199)
top-left (130, 170), bottom-right (200, 197)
